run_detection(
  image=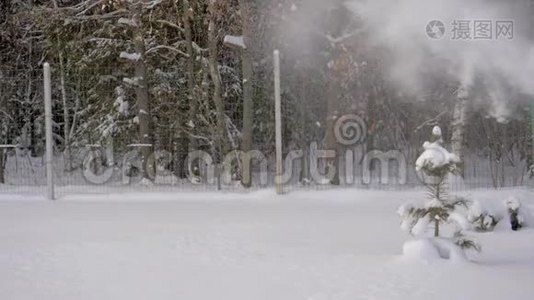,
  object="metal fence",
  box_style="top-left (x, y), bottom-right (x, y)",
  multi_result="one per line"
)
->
top-left (0, 60), bottom-right (532, 199)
